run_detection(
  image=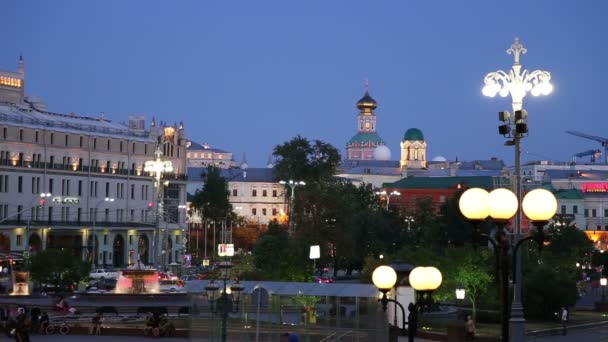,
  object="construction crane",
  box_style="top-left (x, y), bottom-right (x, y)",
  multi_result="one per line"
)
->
top-left (566, 130), bottom-right (608, 164)
top-left (571, 149), bottom-right (602, 164)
